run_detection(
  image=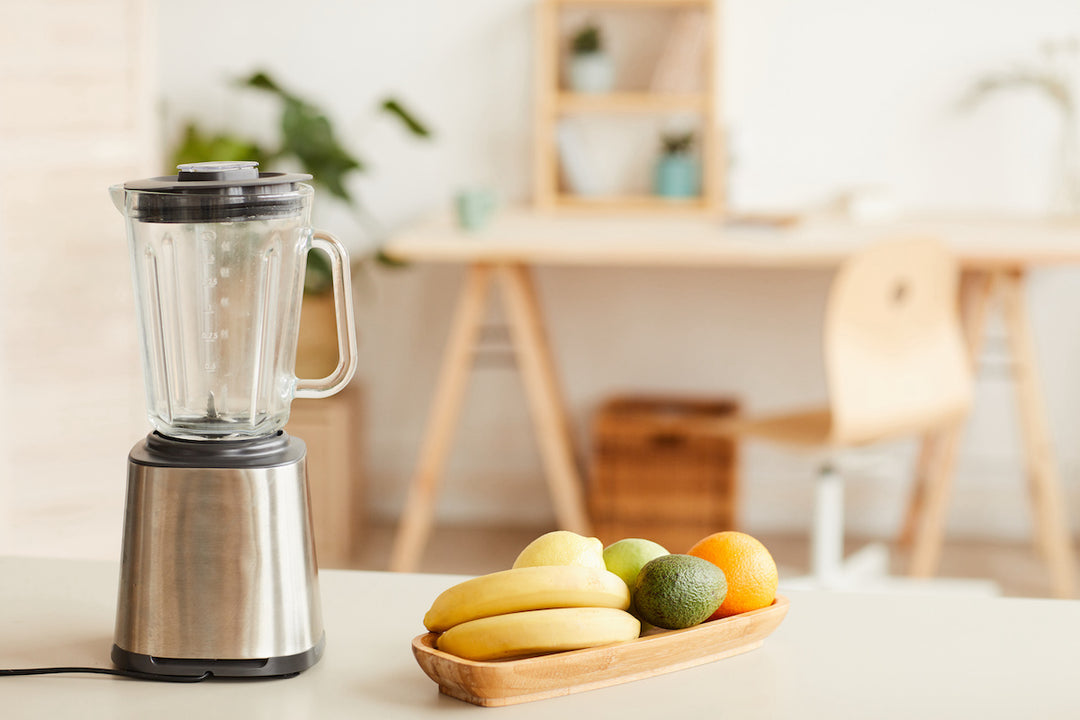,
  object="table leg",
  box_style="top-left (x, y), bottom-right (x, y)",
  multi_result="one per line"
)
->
top-left (898, 433), bottom-right (940, 548)
top-left (908, 419), bottom-right (966, 578)
top-left (998, 269), bottom-right (1076, 598)
top-left (906, 267), bottom-right (1076, 598)
top-left (389, 264), bottom-right (494, 572)
top-left (908, 270), bottom-right (994, 576)
top-left (900, 271), bottom-right (995, 548)
top-left (496, 264), bottom-right (591, 535)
